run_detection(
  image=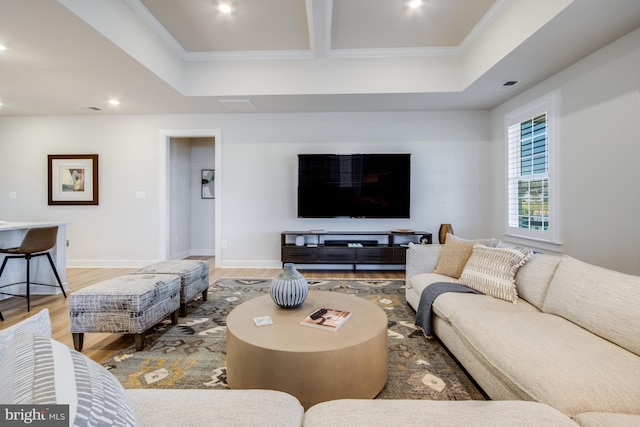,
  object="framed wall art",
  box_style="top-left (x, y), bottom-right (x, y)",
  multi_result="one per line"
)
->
top-left (201, 169), bottom-right (215, 199)
top-left (48, 154), bottom-right (99, 205)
